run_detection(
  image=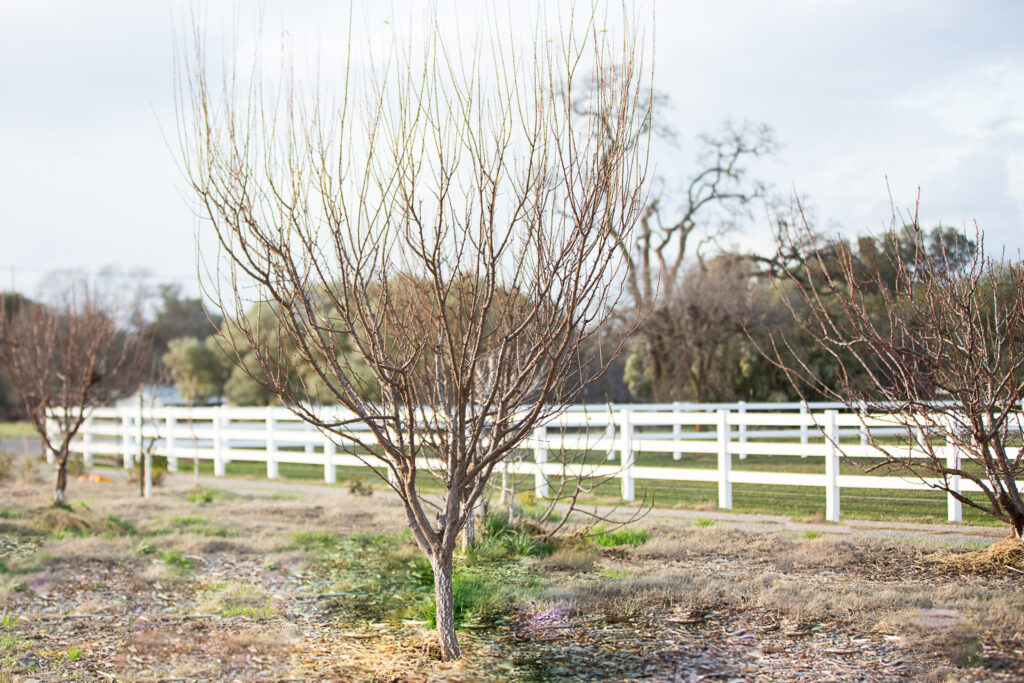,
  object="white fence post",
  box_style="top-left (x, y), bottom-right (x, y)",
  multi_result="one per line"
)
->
top-left (621, 407), bottom-right (635, 502)
top-left (266, 406), bottom-right (278, 479)
top-left (825, 409), bottom-right (840, 522)
top-left (672, 402), bottom-right (682, 461)
top-left (605, 417), bottom-right (616, 461)
top-left (799, 400), bottom-right (809, 457)
top-left (213, 405), bottom-right (225, 476)
top-left (121, 407), bottom-right (132, 469)
top-left (737, 401), bottom-right (748, 460)
top-left (533, 425), bottom-right (548, 498)
top-left (858, 400), bottom-right (868, 446)
top-left (165, 413), bottom-right (177, 473)
top-left (141, 399), bottom-right (151, 500)
top-left (324, 433), bottom-right (337, 484)
top-left (82, 415), bottom-right (94, 468)
top-left (946, 445), bottom-right (962, 523)
top-left (305, 421), bottom-right (314, 458)
top-left (716, 409), bottom-right (732, 509)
